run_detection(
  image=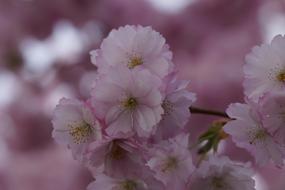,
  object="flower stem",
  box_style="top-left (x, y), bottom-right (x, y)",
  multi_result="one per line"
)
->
top-left (190, 106), bottom-right (229, 118)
